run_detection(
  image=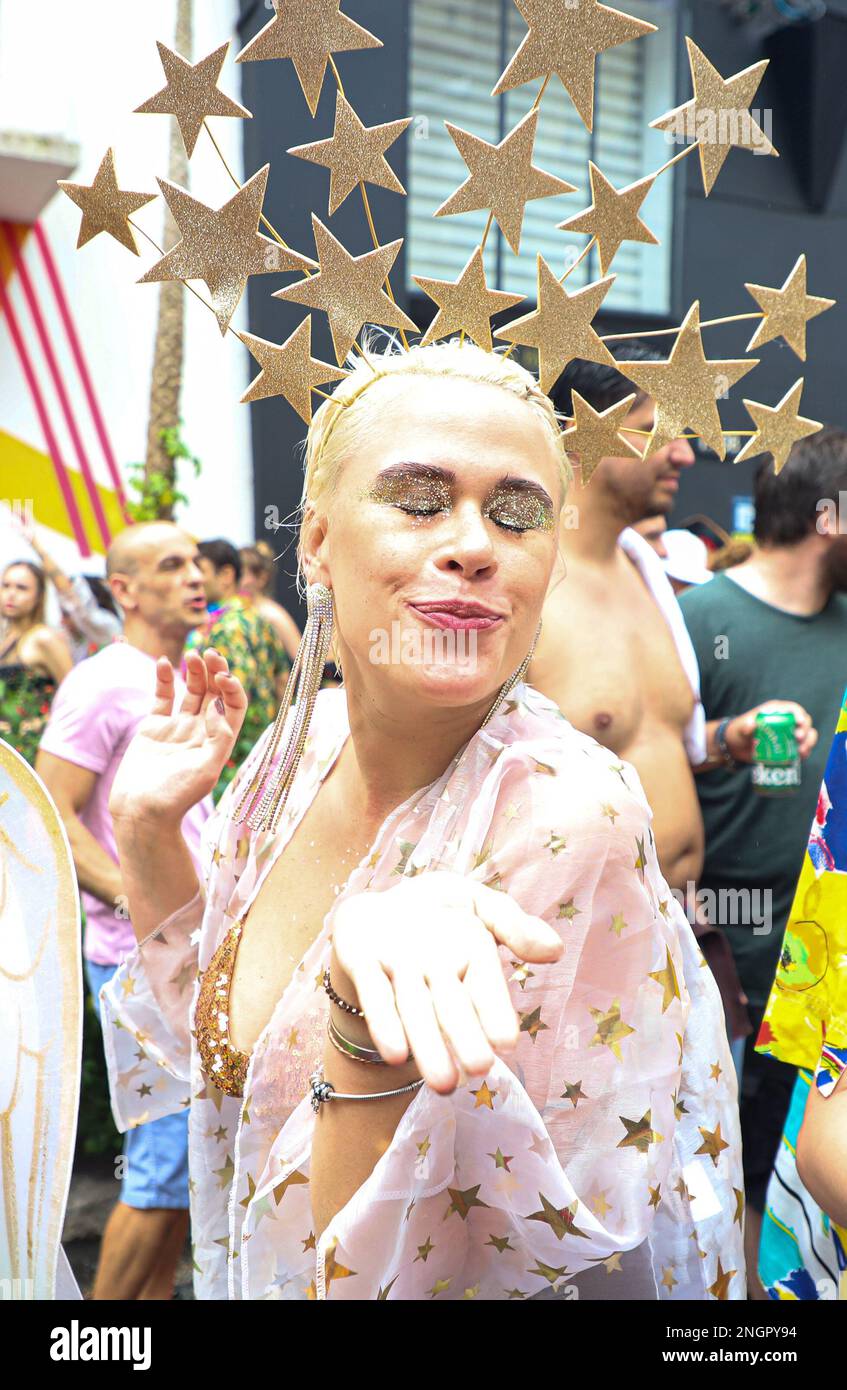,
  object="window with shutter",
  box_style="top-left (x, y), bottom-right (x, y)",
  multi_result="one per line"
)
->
top-left (407, 0), bottom-right (678, 316)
